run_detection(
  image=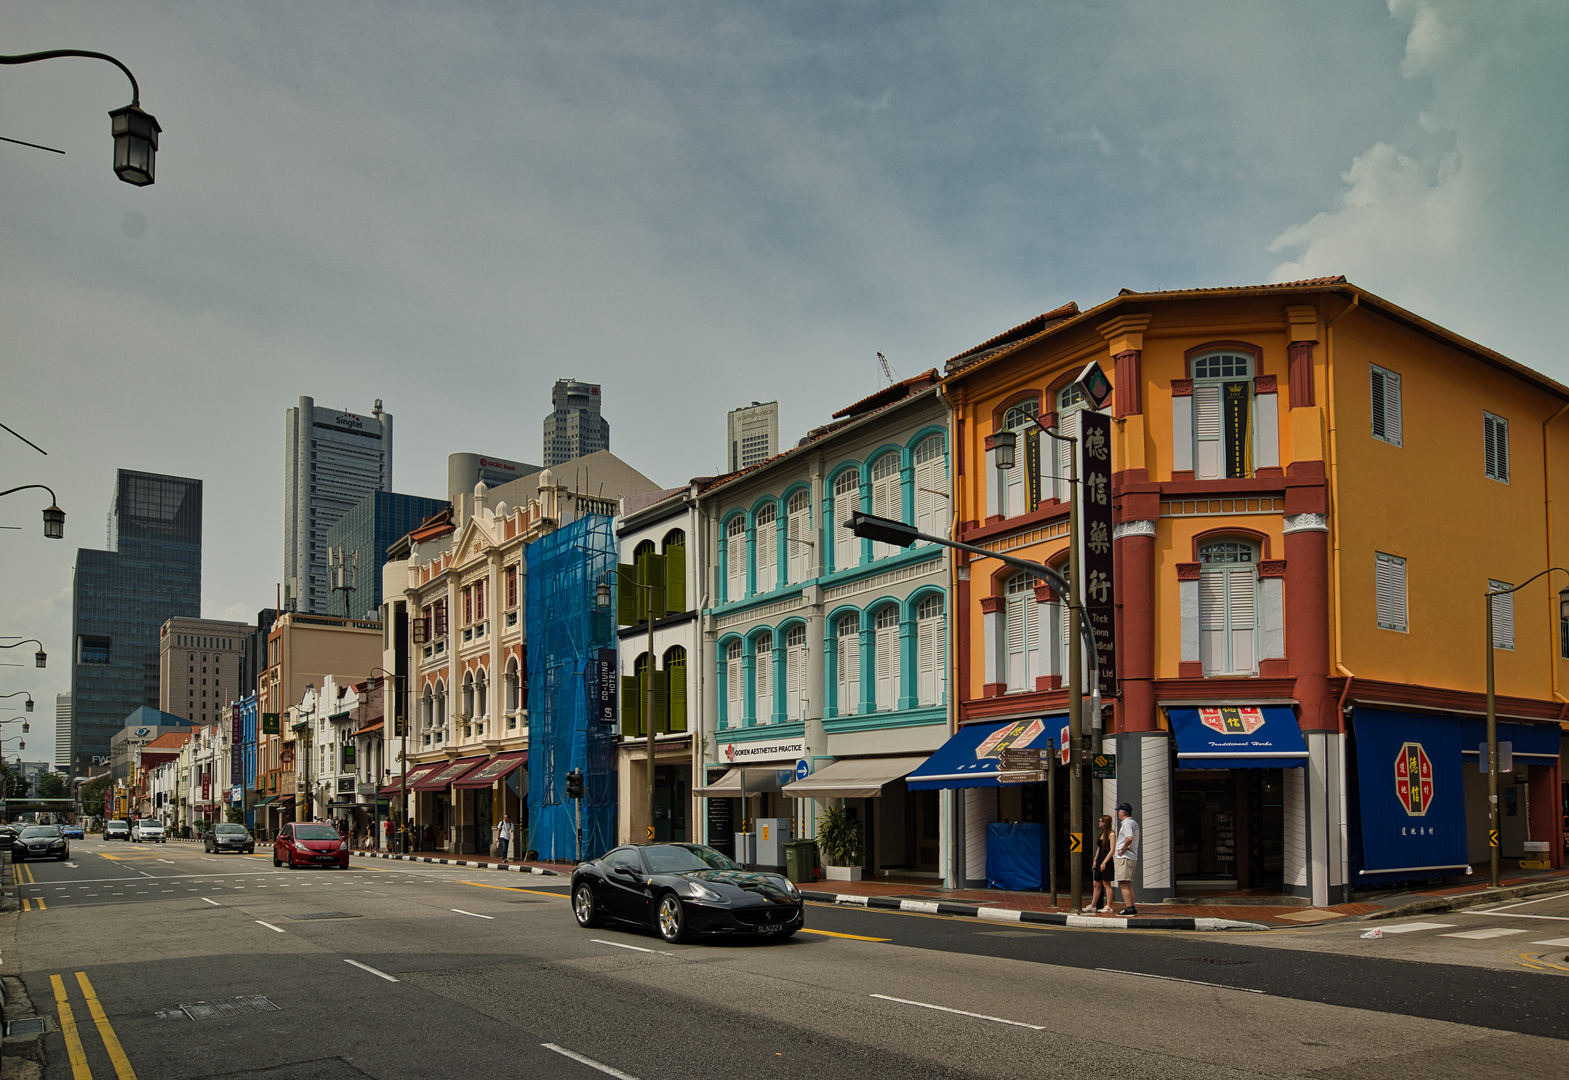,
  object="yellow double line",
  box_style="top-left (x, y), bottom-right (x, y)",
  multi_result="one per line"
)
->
top-left (51, 972), bottom-right (138, 1080)
top-left (21, 896), bottom-right (47, 912)
top-left (17, 862), bottom-right (37, 884)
